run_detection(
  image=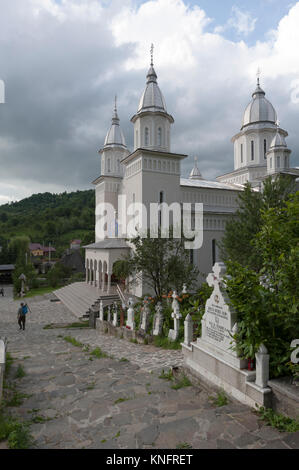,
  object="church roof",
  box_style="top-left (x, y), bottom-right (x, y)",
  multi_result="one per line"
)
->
top-left (137, 65), bottom-right (167, 113)
top-left (104, 98), bottom-right (127, 149)
top-left (270, 128), bottom-right (287, 148)
top-left (189, 157), bottom-right (203, 180)
top-left (180, 178), bottom-right (244, 191)
top-left (84, 239), bottom-right (130, 250)
top-left (242, 78), bottom-right (277, 129)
